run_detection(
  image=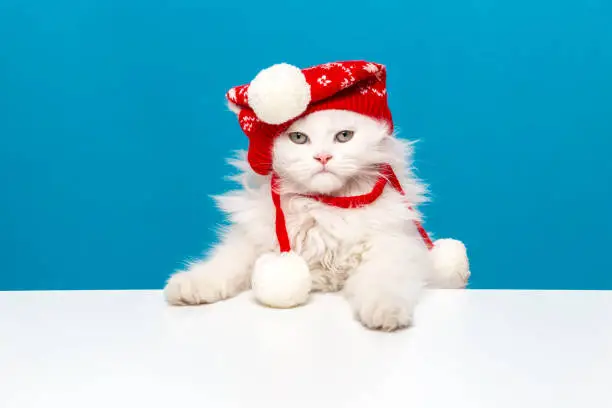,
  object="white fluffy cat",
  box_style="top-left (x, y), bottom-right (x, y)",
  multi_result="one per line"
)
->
top-left (164, 109), bottom-right (464, 331)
